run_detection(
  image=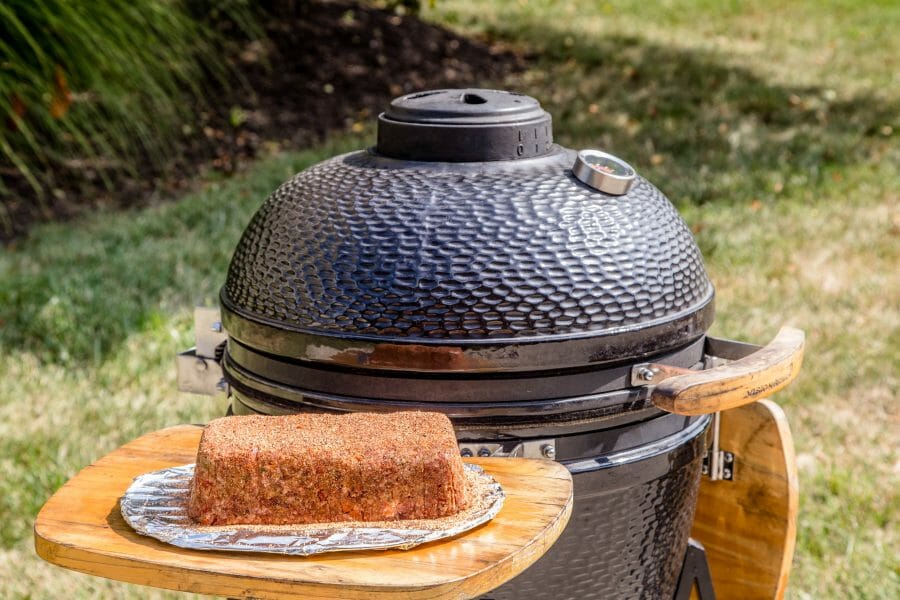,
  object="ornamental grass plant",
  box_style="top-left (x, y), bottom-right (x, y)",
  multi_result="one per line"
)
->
top-left (0, 0), bottom-right (258, 226)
